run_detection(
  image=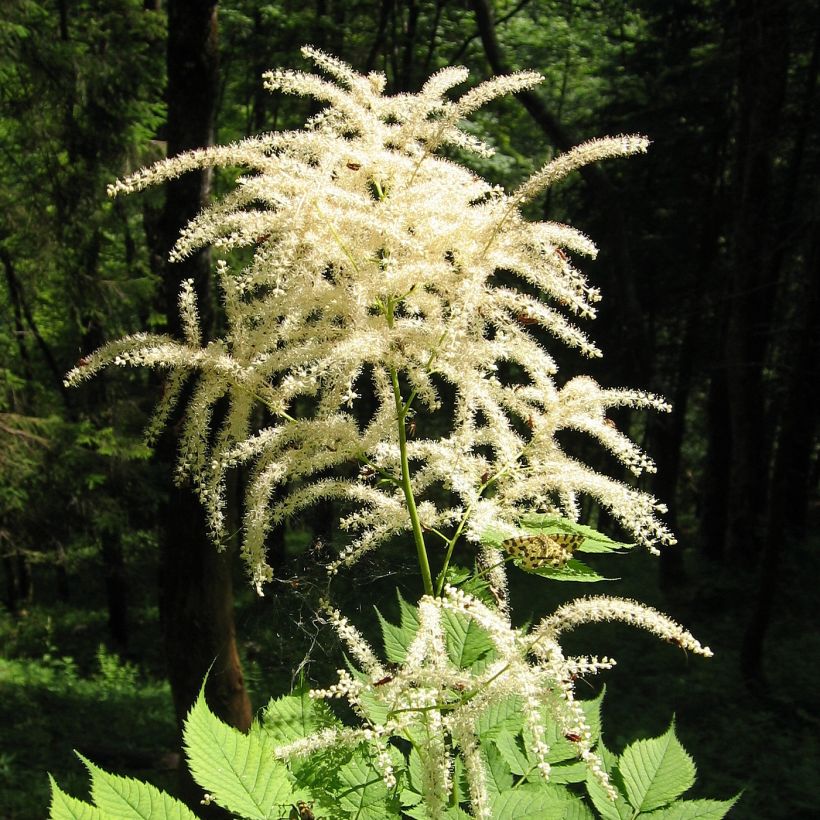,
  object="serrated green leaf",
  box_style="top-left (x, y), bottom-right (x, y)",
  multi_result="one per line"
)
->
top-left (48, 776), bottom-right (105, 820)
top-left (583, 688), bottom-right (604, 743)
top-left (263, 688), bottom-right (339, 745)
top-left (183, 687), bottom-right (297, 819)
top-left (441, 609), bottom-right (493, 669)
top-left (445, 564), bottom-right (472, 585)
top-left (492, 731), bottom-right (532, 776)
top-left (407, 745), bottom-right (424, 796)
top-left (400, 787), bottom-right (422, 807)
top-left (544, 688), bottom-right (604, 762)
top-left (562, 800), bottom-right (597, 820)
top-left (377, 609), bottom-right (413, 664)
top-left (490, 783), bottom-right (581, 818)
top-left (619, 722), bottom-right (696, 812)
top-left (548, 761), bottom-right (590, 784)
top-left (479, 527), bottom-right (510, 549)
top-left (398, 590), bottom-right (421, 634)
top-left (482, 743), bottom-right (514, 795)
top-left (80, 755), bottom-right (198, 819)
top-left (403, 805), bottom-right (472, 820)
top-left (337, 750), bottom-right (399, 819)
top-left (475, 694), bottom-right (524, 739)
top-left (644, 796), bottom-right (739, 819)
top-left (528, 559), bottom-right (613, 582)
top-left (585, 741), bottom-right (632, 820)
top-left (376, 589), bottom-right (422, 665)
